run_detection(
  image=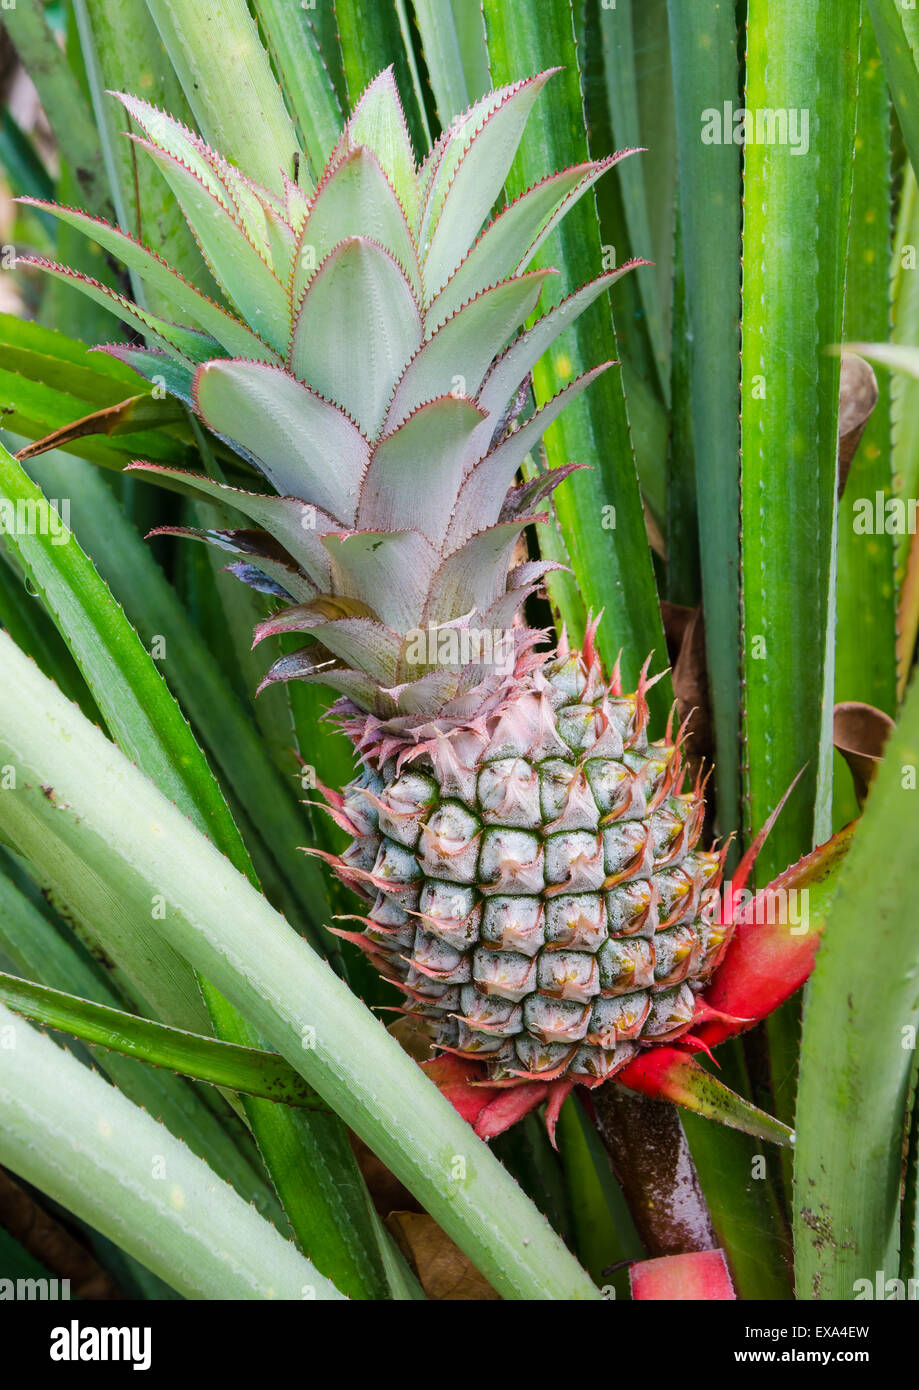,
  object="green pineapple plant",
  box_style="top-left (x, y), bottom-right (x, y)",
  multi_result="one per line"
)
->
top-left (0, 0), bottom-right (916, 1311)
